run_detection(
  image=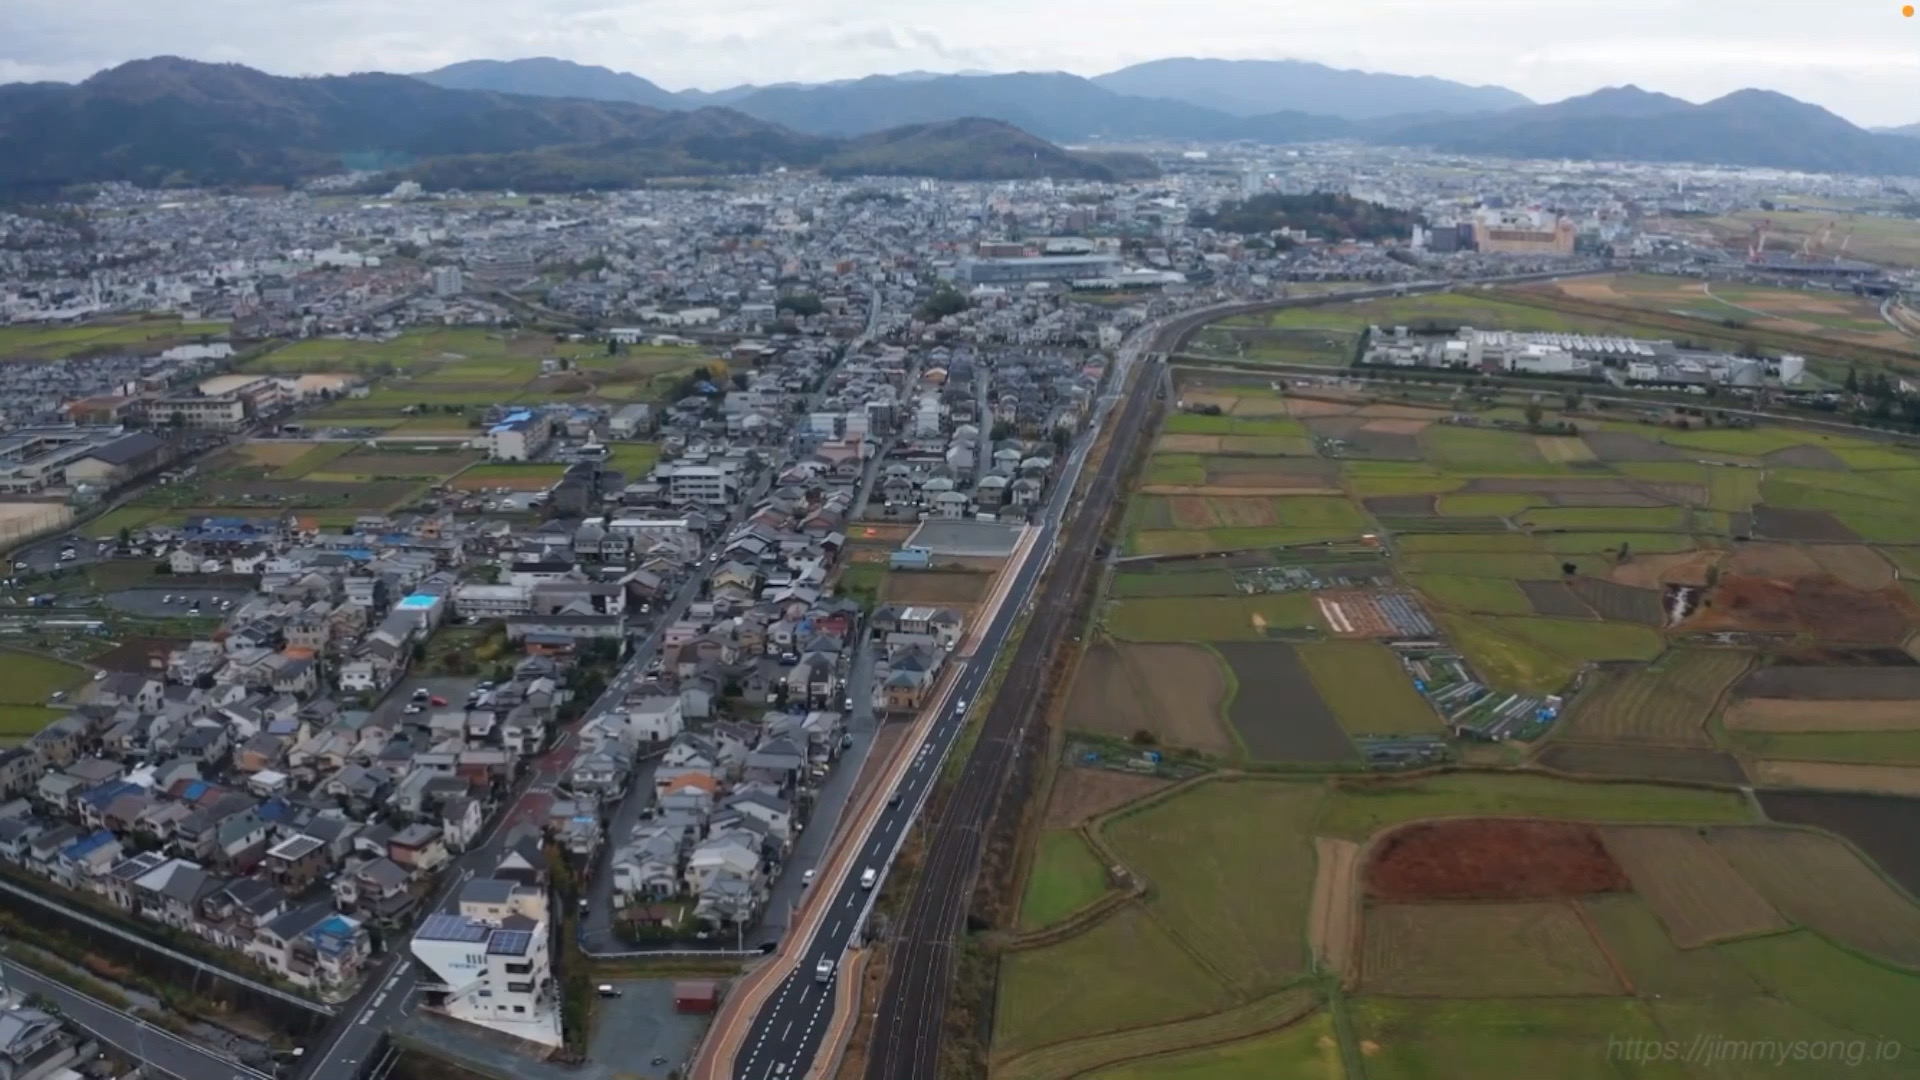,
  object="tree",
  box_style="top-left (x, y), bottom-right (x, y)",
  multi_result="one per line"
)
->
top-left (1846, 367), bottom-right (1861, 394)
top-left (117, 526), bottom-right (131, 550)
top-left (1524, 402), bottom-right (1544, 430)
